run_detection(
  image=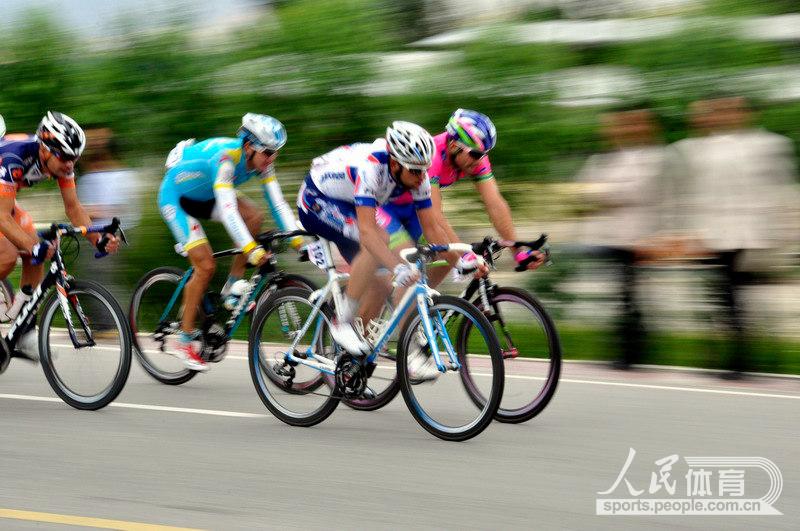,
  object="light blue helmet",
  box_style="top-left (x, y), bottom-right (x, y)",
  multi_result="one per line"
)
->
top-left (445, 109), bottom-right (497, 153)
top-left (238, 113), bottom-right (287, 152)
